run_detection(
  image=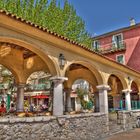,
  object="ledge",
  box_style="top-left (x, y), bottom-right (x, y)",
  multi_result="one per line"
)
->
top-left (0, 113), bottom-right (106, 124)
top-left (131, 110), bottom-right (140, 113)
top-left (118, 110), bottom-right (140, 113)
top-left (59, 112), bottom-right (106, 119)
